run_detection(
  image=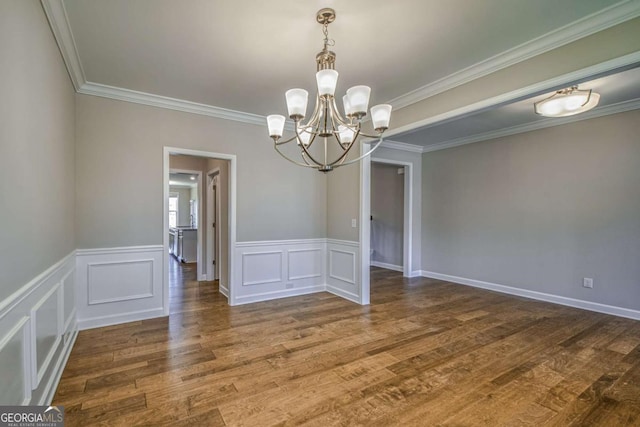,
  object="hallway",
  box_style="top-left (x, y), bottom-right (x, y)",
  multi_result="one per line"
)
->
top-left (53, 266), bottom-right (640, 425)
